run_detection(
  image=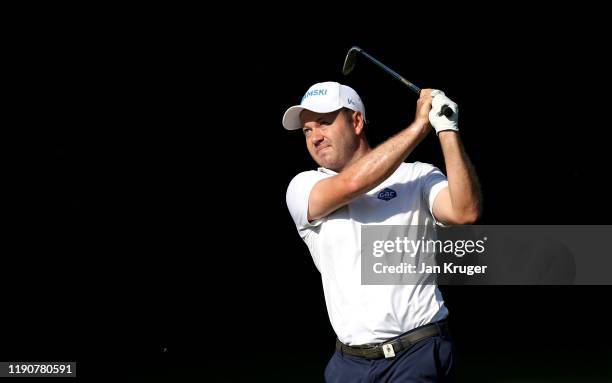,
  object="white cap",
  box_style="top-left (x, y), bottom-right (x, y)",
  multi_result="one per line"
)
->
top-left (282, 81), bottom-right (366, 130)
